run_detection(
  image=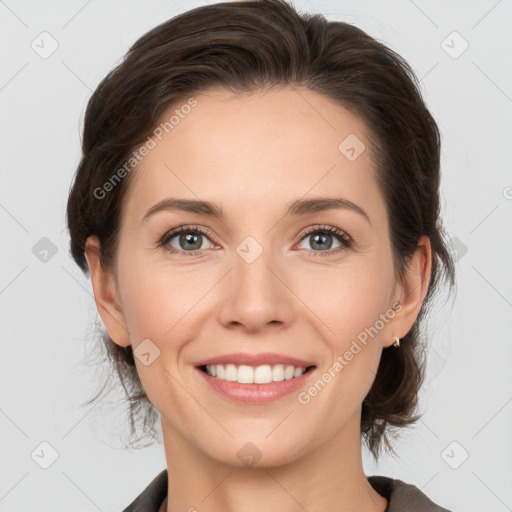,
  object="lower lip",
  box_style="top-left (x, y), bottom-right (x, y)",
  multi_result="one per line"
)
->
top-left (196, 367), bottom-right (316, 403)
